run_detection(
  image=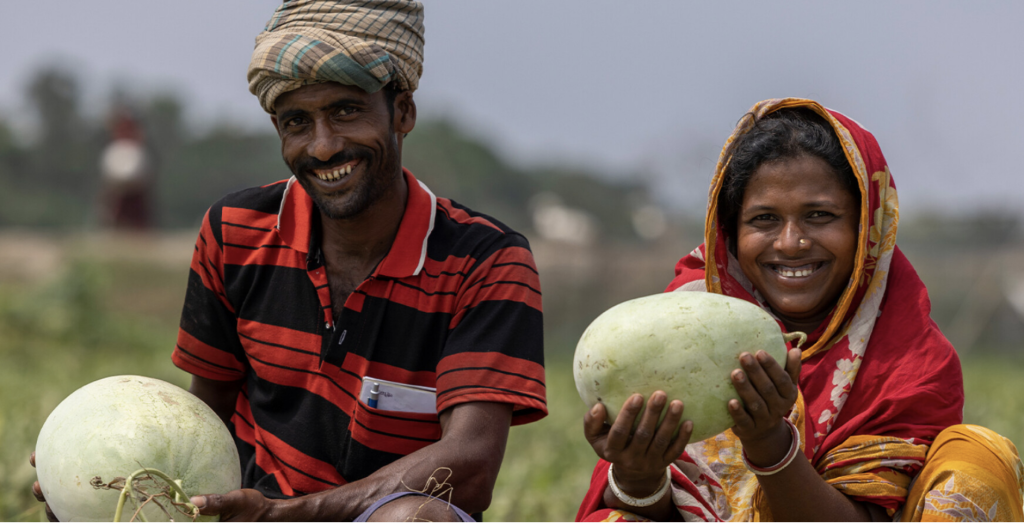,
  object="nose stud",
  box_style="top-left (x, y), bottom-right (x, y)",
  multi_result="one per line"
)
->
top-left (799, 238), bottom-right (808, 246)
